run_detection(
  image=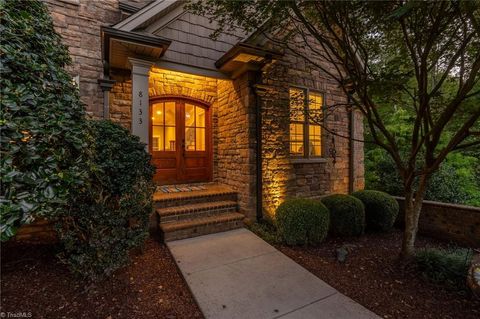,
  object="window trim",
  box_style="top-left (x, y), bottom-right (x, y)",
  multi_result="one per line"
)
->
top-left (289, 86), bottom-right (326, 159)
